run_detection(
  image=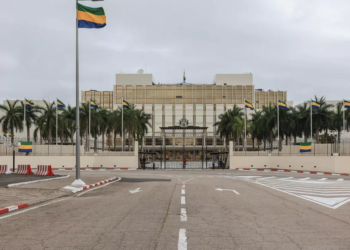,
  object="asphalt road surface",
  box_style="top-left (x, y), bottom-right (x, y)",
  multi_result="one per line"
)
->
top-left (1, 170), bottom-right (350, 250)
